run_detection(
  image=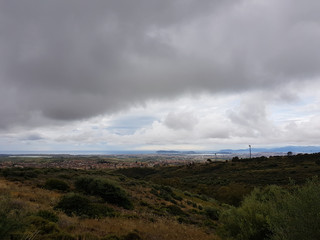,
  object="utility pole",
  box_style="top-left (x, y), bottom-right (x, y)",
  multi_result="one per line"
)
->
top-left (249, 145), bottom-right (252, 159)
